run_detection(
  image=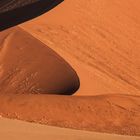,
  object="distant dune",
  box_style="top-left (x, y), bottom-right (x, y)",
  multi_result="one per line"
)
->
top-left (0, 0), bottom-right (63, 31)
top-left (0, 0), bottom-right (140, 138)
